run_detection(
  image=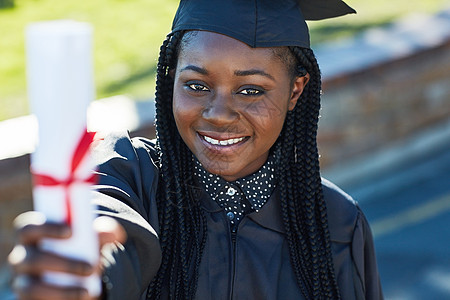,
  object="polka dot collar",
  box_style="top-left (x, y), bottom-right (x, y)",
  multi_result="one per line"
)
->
top-left (193, 151), bottom-right (278, 229)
